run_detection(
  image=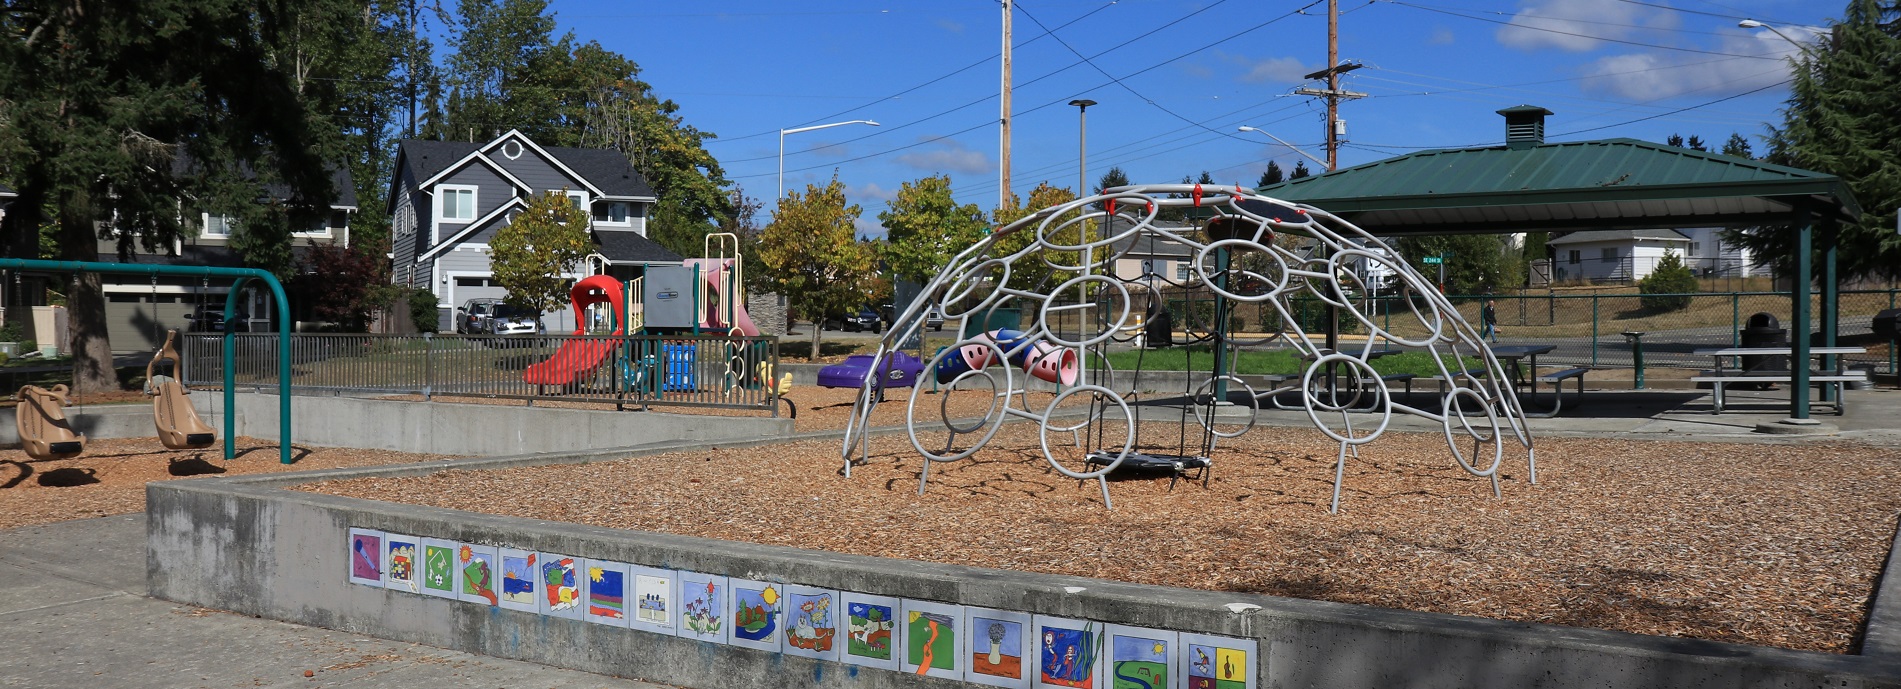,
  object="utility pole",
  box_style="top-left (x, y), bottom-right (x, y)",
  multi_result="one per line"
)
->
top-left (1000, 0), bottom-right (1013, 208)
top-left (1294, 0), bottom-right (1365, 171)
